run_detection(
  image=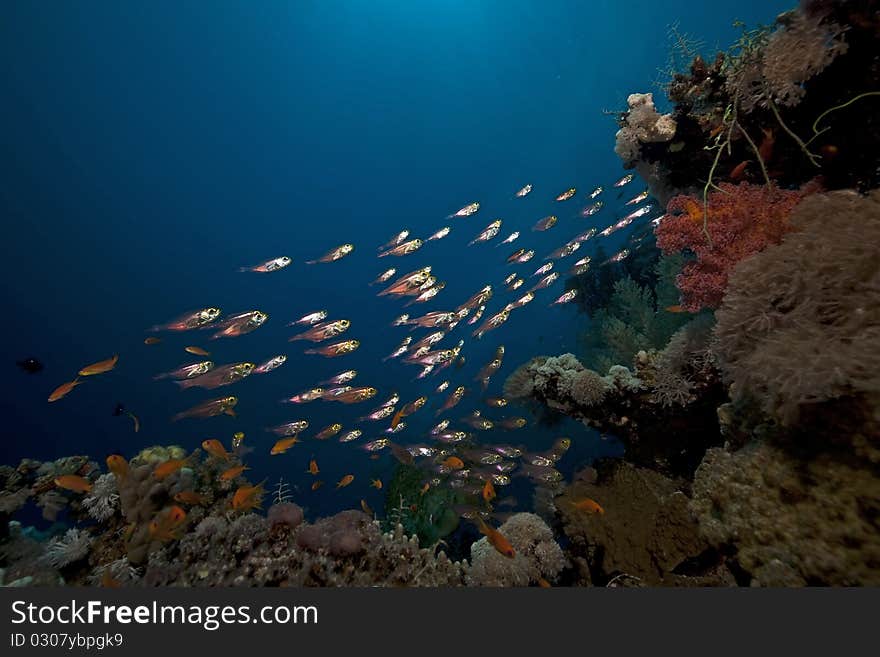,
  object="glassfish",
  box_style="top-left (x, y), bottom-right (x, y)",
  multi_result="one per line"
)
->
top-left (172, 396), bottom-right (237, 422)
top-left (306, 243), bottom-right (354, 264)
top-left (532, 215), bottom-right (557, 231)
top-left (289, 319), bottom-right (351, 342)
top-left (469, 220), bottom-right (502, 245)
top-left (447, 202), bottom-right (479, 219)
top-left (515, 184), bottom-right (532, 197)
top-left (378, 238), bottom-right (423, 258)
top-left (238, 256), bottom-right (291, 272)
top-left (254, 354), bottom-right (286, 374)
top-left (154, 361), bottom-right (213, 381)
top-left (176, 362), bottom-right (254, 390)
top-left (210, 311), bottom-right (268, 339)
top-left (150, 307), bottom-right (221, 332)
top-left (303, 339), bottom-right (360, 357)
top-left (555, 187), bottom-right (576, 201)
